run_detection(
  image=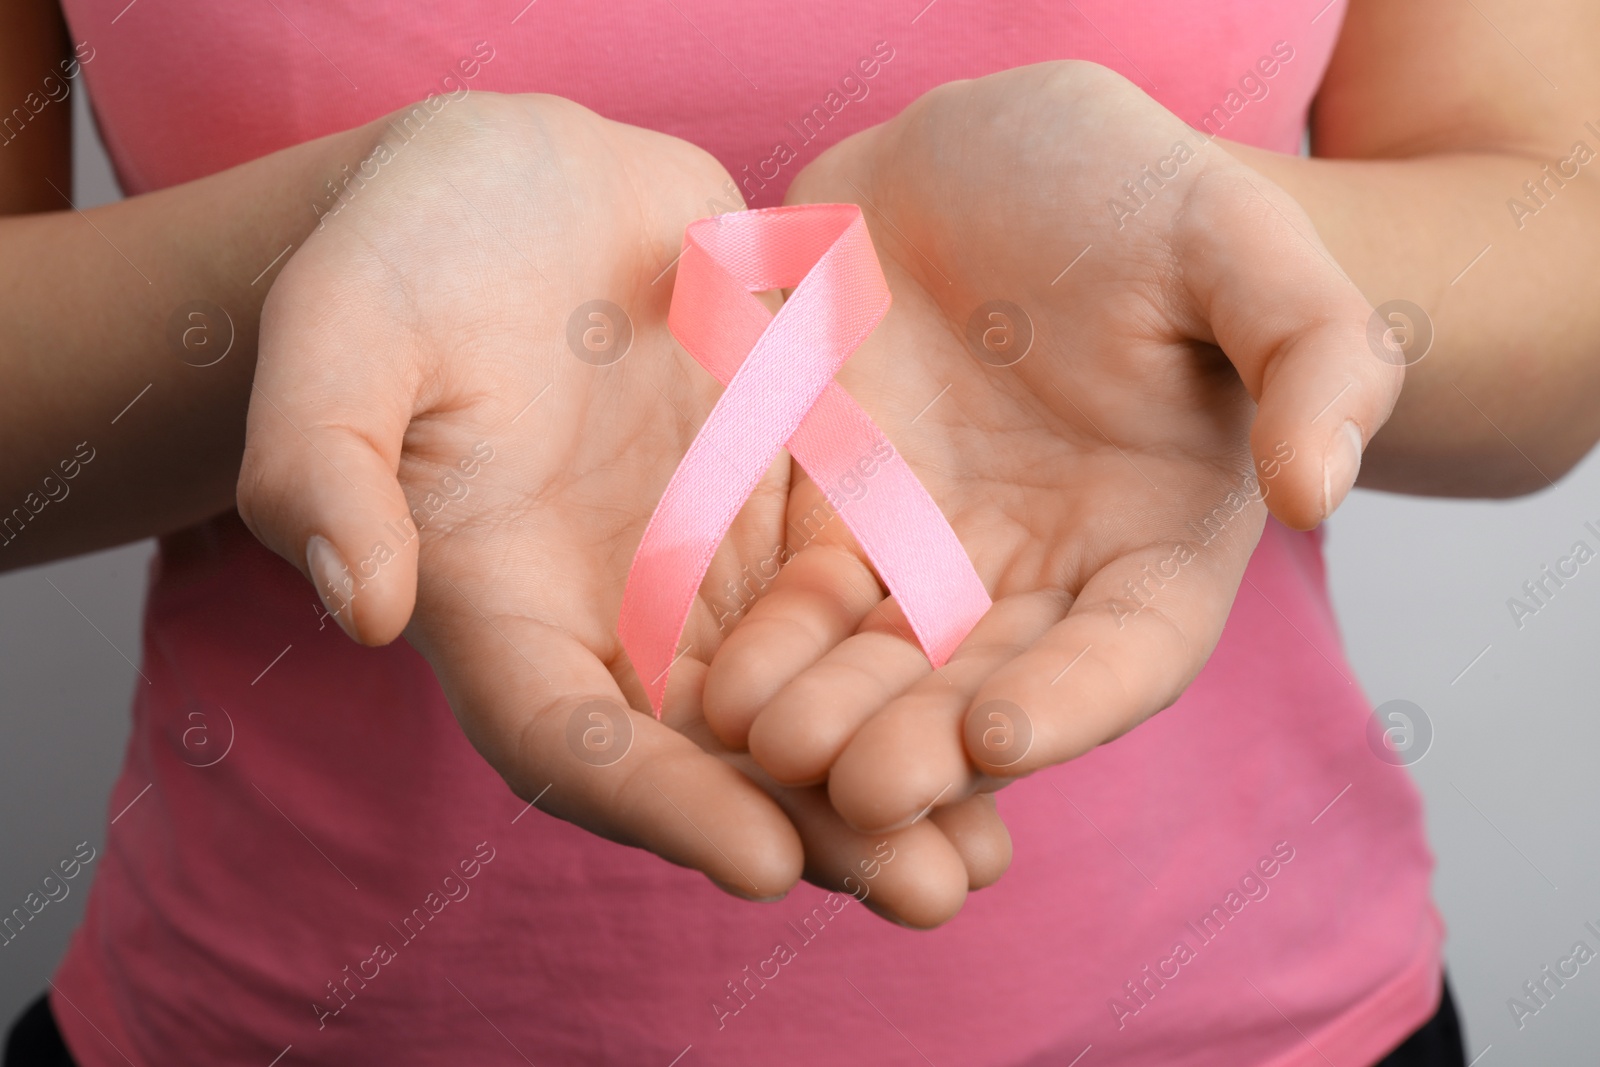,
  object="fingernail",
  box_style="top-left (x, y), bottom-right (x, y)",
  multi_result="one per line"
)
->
top-left (1321, 420), bottom-right (1364, 520)
top-left (306, 534), bottom-right (358, 641)
top-left (717, 880), bottom-right (787, 904)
